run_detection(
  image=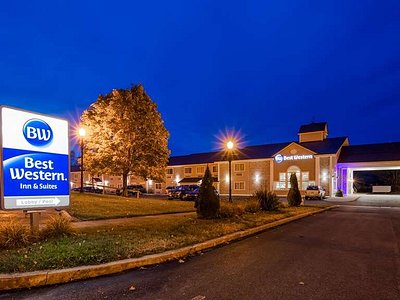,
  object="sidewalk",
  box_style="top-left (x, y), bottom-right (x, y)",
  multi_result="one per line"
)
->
top-left (323, 195), bottom-right (360, 202)
top-left (72, 211), bottom-right (196, 230)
